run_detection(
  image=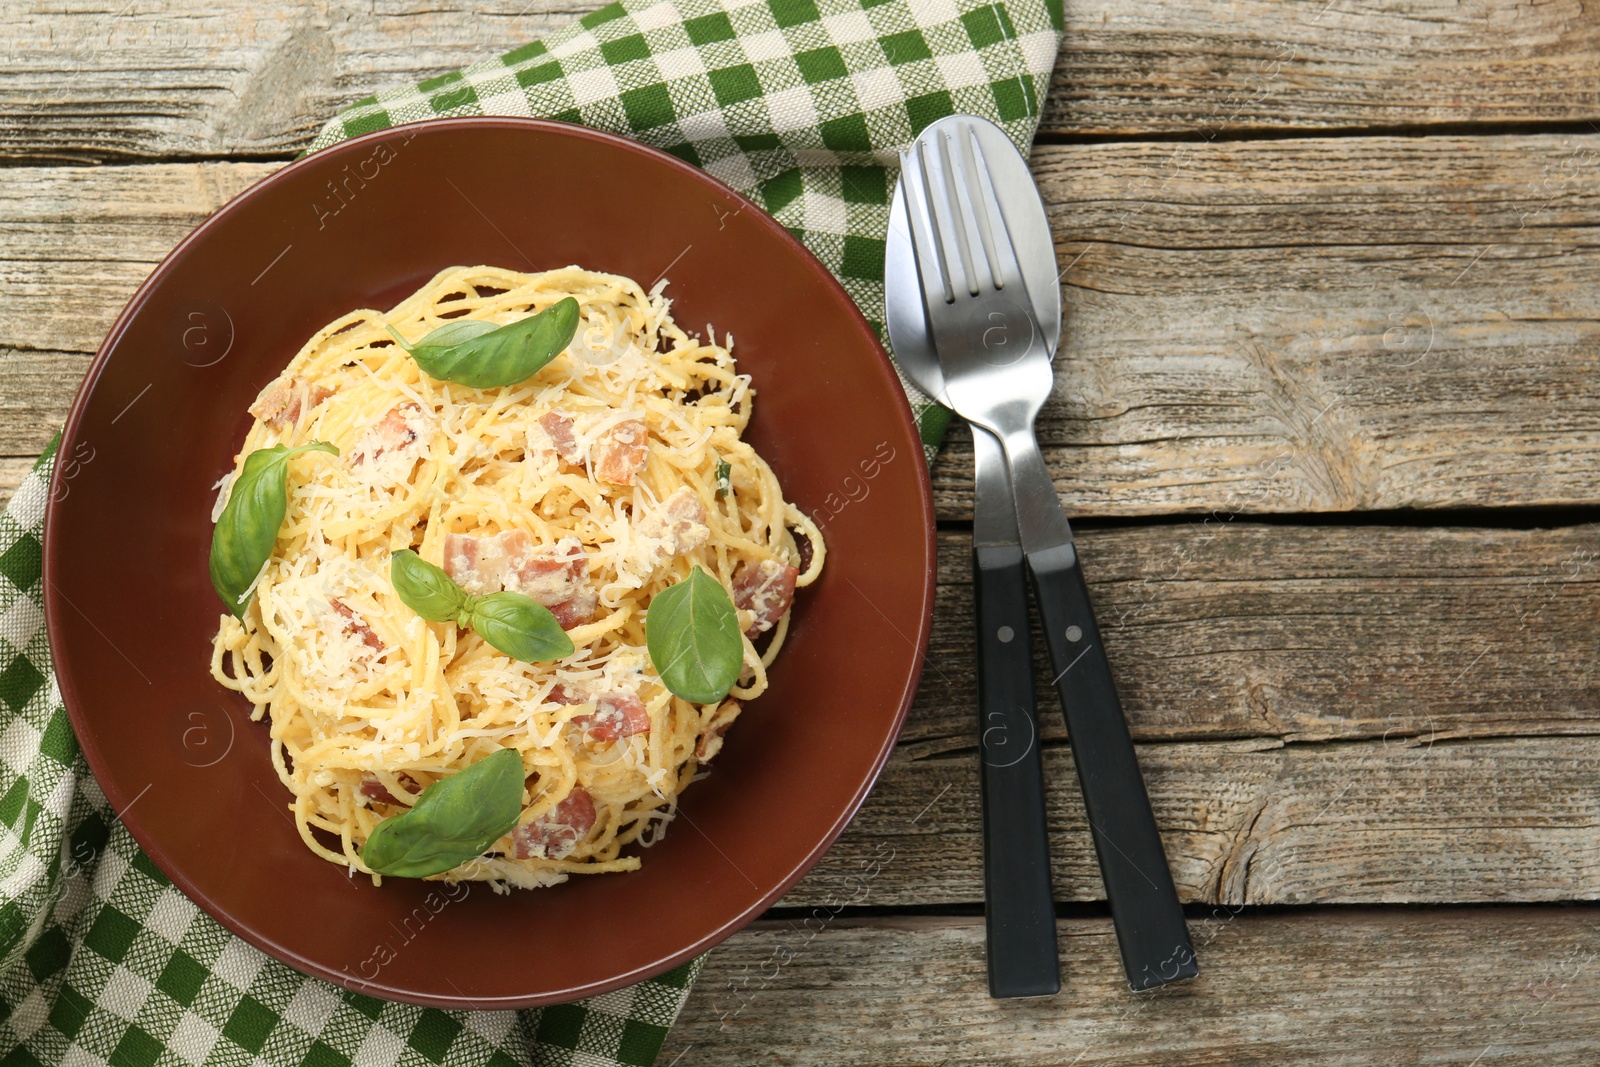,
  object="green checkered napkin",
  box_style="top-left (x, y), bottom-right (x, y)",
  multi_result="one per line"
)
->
top-left (307, 0), bottom-right (1065, 456)
top-left (0, 1), bottom-right (1061, 1064)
